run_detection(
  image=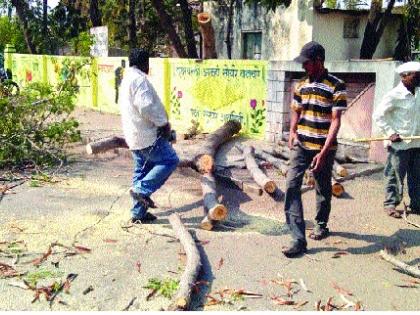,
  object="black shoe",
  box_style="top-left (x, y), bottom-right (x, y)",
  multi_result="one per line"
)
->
top-left (282, 242), bottom-right (307, 258)
top-left (131, 212), bottom-right (157, 224)
top-left (129, 189), bottom-right (156, 208)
